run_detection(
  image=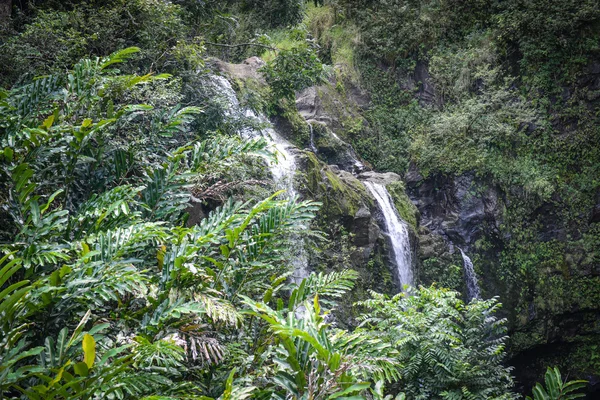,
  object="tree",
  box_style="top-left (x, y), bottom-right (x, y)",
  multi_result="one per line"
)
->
top-left (357, 287), bottom-right (518, 399)
top-left (261, 44), bottom-right (325, 101)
